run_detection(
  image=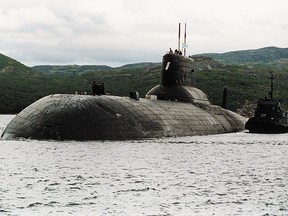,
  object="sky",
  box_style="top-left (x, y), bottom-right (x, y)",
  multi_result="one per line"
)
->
top-left (0, 0), bottom-right (288, 67)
